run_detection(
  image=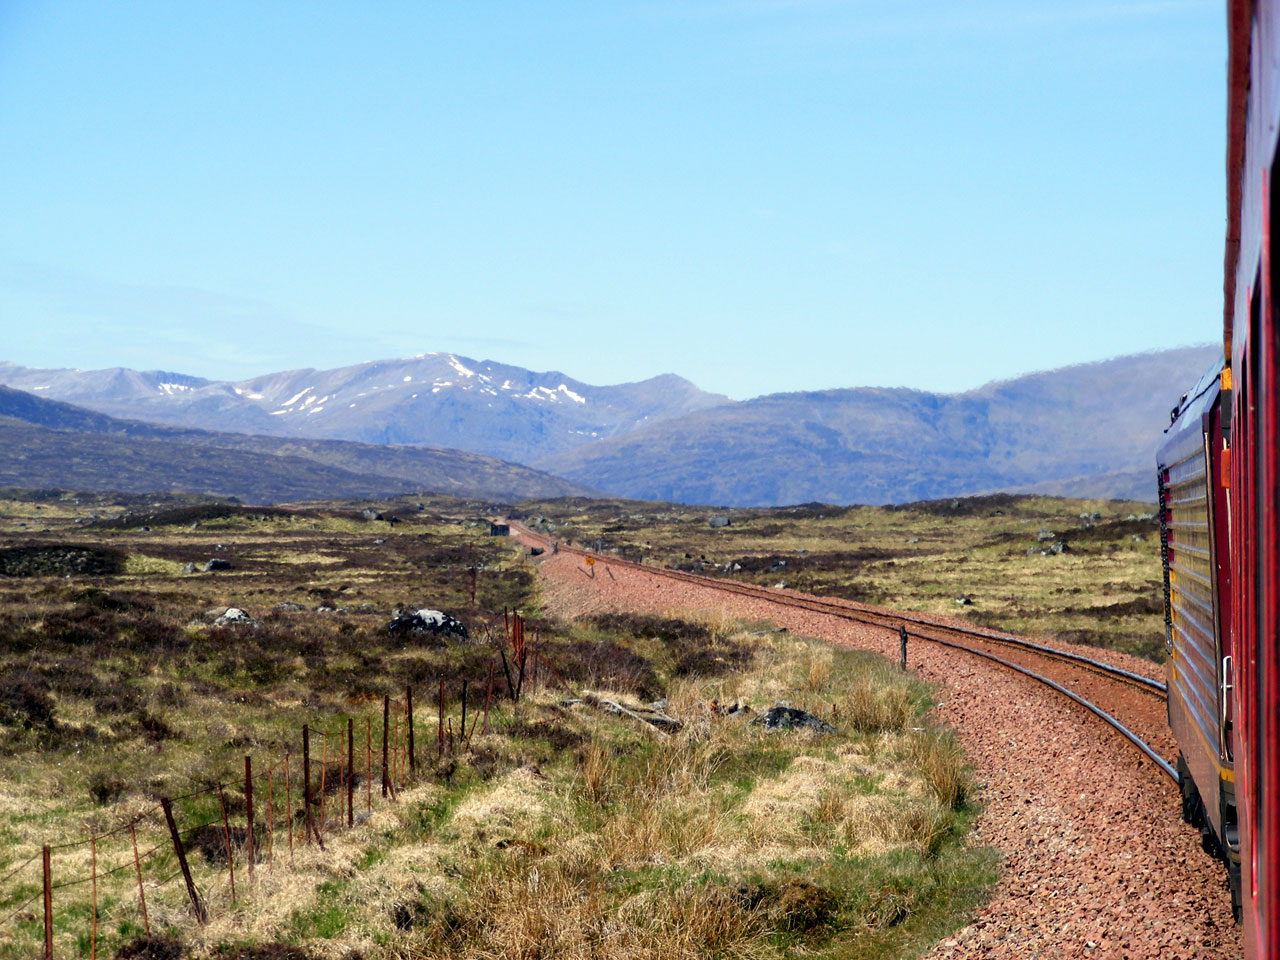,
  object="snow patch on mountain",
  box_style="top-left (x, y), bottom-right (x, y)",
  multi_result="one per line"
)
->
top-left (0, 352), bottom-right (733, 465)
top-left (448, 355), bottom-right (477, 378)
